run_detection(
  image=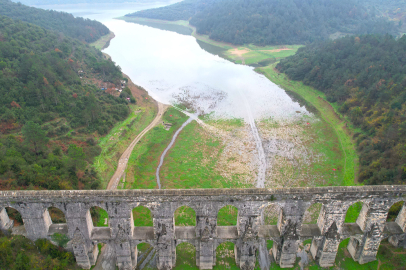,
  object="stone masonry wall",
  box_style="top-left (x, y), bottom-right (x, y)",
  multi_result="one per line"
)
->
top-left (0, 186), bottom-right (406, 269)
